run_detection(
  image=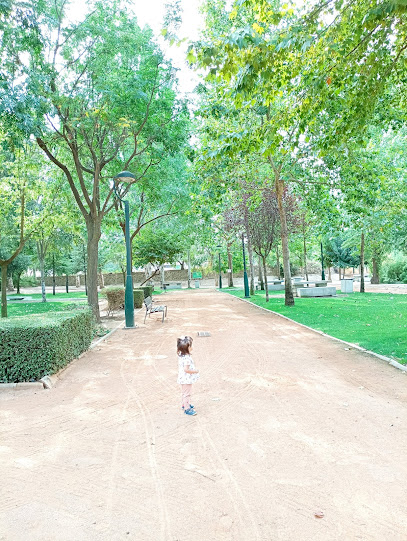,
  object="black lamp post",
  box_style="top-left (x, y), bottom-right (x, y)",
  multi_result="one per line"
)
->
top-left (113, 171), bottom-right (136, 329)
top-left (217, 245), bottom-right (222, 289)
top-left (320, 241), bottom-right (326, 281)
top-left (242, 233), bottom-right (250, 298)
